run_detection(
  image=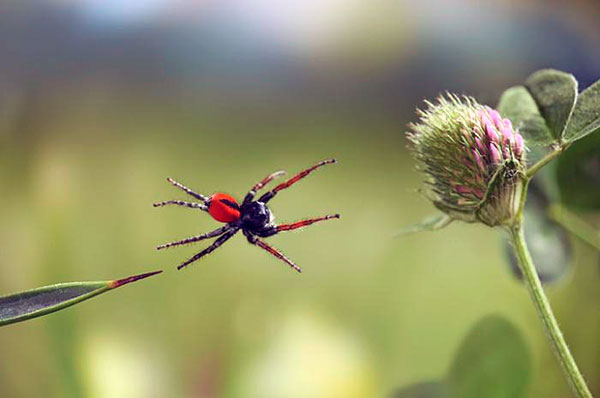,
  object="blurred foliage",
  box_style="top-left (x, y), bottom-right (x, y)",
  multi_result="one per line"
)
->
top-left (524, 69), bottom-right (578, 143)
top-left (557, 131), bottom-right (600, 210)
top-left (497, 86), bottom-right (553, 147)
top-left (447, 316), bottom-right (531, 398)
top-left (394, 381), bottom-right (448, 398)
top-left (563, 79), bottom-right (600, 143)
top-left (395, 315), bottom-right (531, 398)
top-left (497, 70), bottom-right (600, 286)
